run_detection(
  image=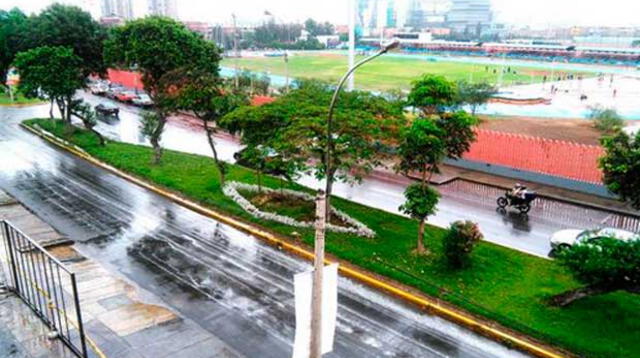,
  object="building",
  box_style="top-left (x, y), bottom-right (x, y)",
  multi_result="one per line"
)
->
top-left (404, 0), bottom-right (449, 30)
top-left (101, 0), bottom-right (133, 19)
top-left (446, 0), bottom-right (492, 34)
top-left (148, 0), bottom-right (178, 19)
top-left (184, 21), bottom-right (212, 40)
